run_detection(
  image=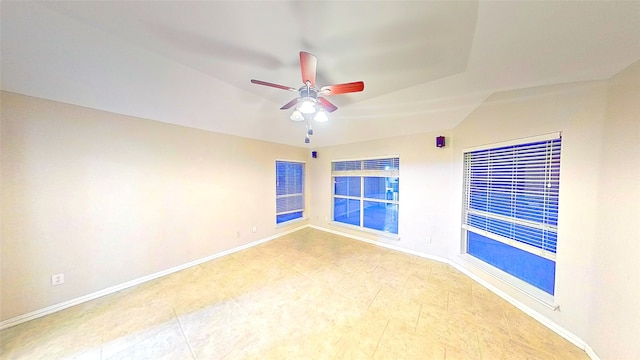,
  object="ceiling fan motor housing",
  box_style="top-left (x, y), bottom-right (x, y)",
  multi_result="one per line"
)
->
top-left (299, 87), bottom-right (318, 100)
